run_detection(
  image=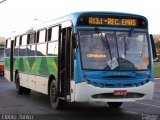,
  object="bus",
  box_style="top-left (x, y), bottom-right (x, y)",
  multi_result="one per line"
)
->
top-left (5, 11), bottom-right (155, 109)
top-left (0, 46), bottom-right (4, 76)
